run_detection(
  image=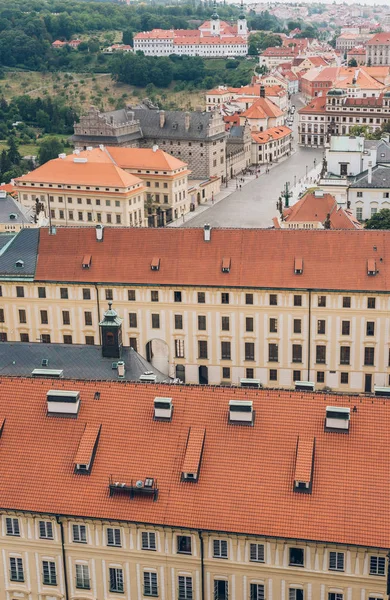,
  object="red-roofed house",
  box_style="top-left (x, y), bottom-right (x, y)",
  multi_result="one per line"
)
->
top-left (239, 97), bottom-right (284, 132)
top-left (251, 125), bottom-right (292, 164)
top-left (366, 32), bottom-right (390, 66)
top-left (347, 47), bottom-right (366, 66)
